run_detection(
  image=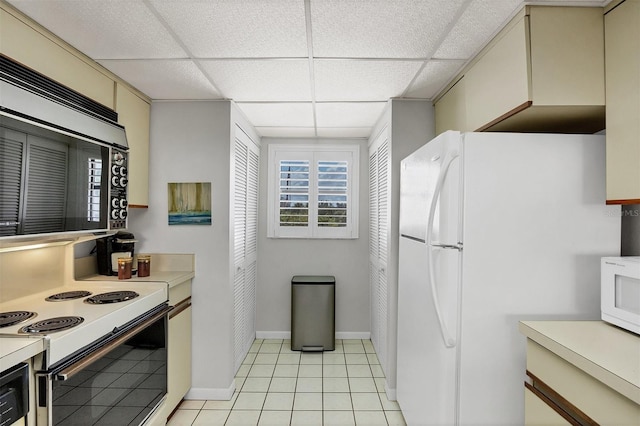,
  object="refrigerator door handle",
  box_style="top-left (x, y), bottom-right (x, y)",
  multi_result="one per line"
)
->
top-left (431, 242), bottom-right (463, 251)
top-left (426, 149), bottom-right (459, 348)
